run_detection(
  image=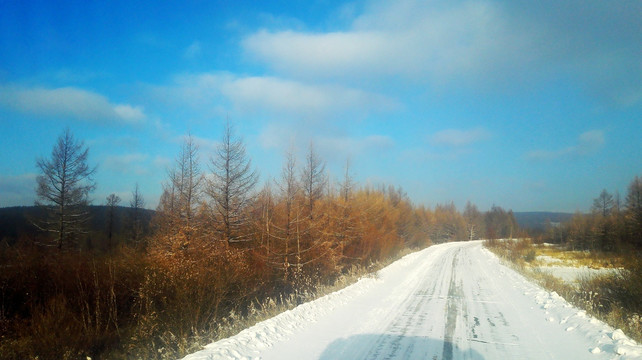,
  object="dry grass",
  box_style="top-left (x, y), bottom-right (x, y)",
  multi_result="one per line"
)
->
top-left (180, 247), bottom-right (409, 356)
top-left (485, 239), bottom-right (642, 343)
top-left (531, 245), bottom-right (630, 269)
